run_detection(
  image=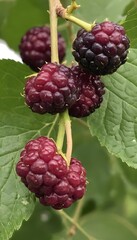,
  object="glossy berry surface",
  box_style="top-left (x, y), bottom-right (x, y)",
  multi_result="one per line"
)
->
top-left (69, 66), bottom-right (105, 118)
top-left (19, 26), bottom-right (66, 71)
top-left (25, 63), bottom-right (79, 114)
top-left (16, 137), bottom-right (86, 209)
top-left (72, 21), bottom-right (130, 75)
